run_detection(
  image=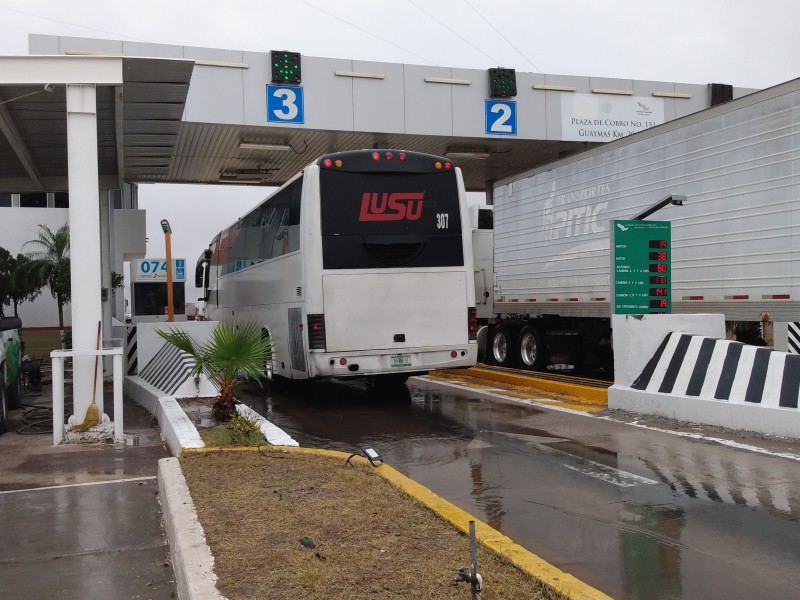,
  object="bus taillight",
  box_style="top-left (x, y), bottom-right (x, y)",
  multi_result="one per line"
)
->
top-left (468, 307), bottom-right (477, 341)
top-left (307, 314), bottom-right (326, 349)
